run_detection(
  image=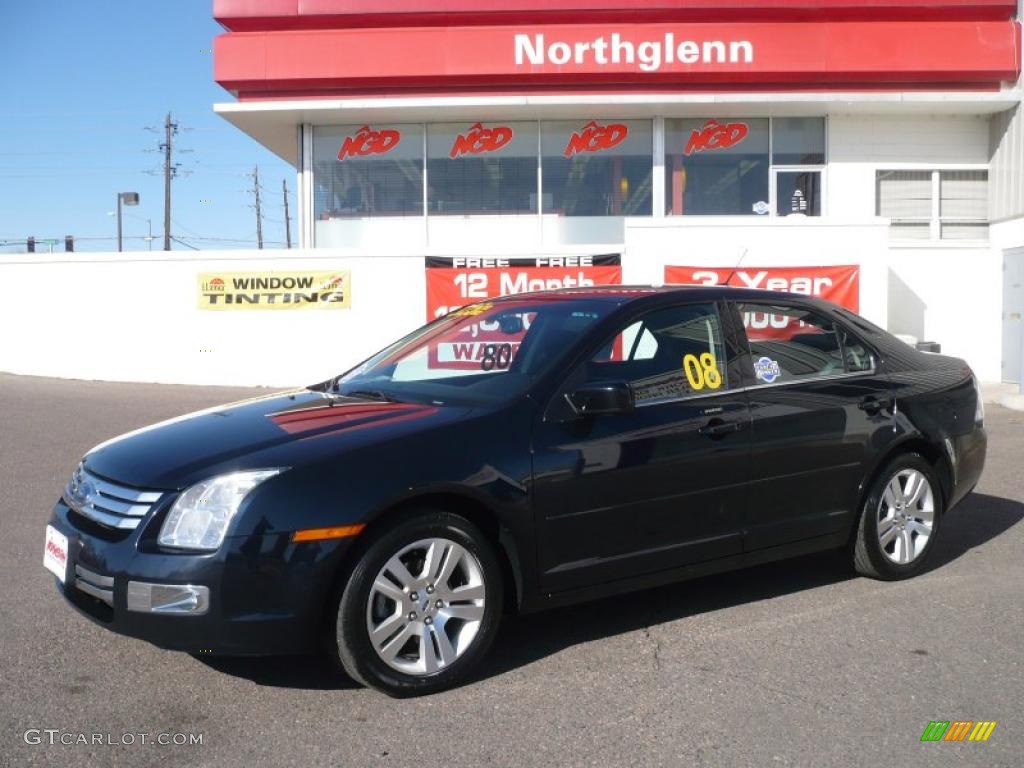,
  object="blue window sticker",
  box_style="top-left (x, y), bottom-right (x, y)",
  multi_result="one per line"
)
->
top-left (753, 356), bottom-right (781, 383)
